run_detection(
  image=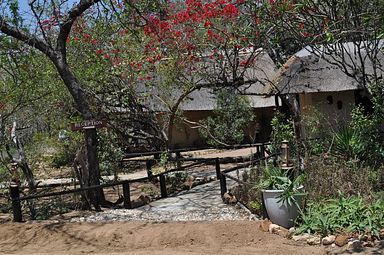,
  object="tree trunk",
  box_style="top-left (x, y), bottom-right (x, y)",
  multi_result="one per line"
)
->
top-left (167, 112), bottom-right (176, 150)
top-left (52, 55), bottom-right (103, 210)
